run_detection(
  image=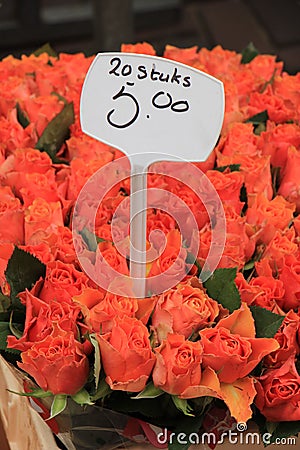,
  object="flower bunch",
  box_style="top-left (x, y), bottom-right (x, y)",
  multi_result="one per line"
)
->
top-left (0, 42), bottom-right (300, 448)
